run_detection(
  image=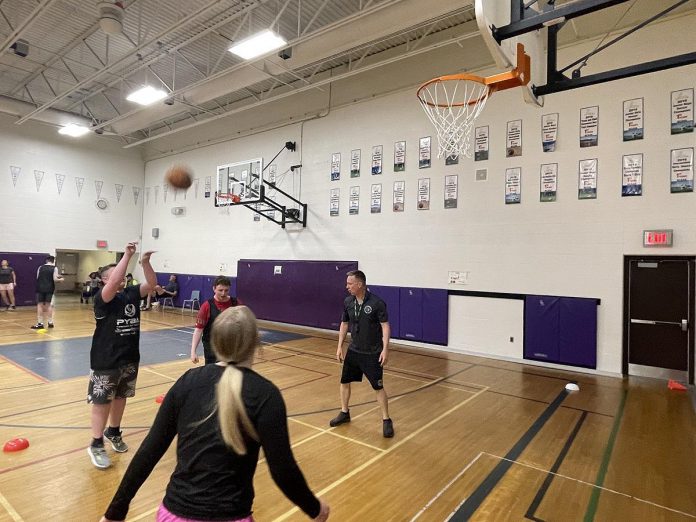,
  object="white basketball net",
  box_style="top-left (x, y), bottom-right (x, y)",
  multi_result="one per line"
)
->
top-left (418, 78), bottom-right (490, 159)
